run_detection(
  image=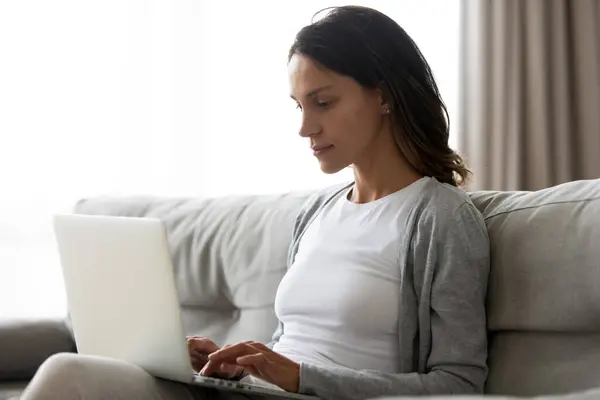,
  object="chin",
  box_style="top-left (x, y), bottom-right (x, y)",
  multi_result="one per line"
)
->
top-left (318, 161), bottom-right (347, 175)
